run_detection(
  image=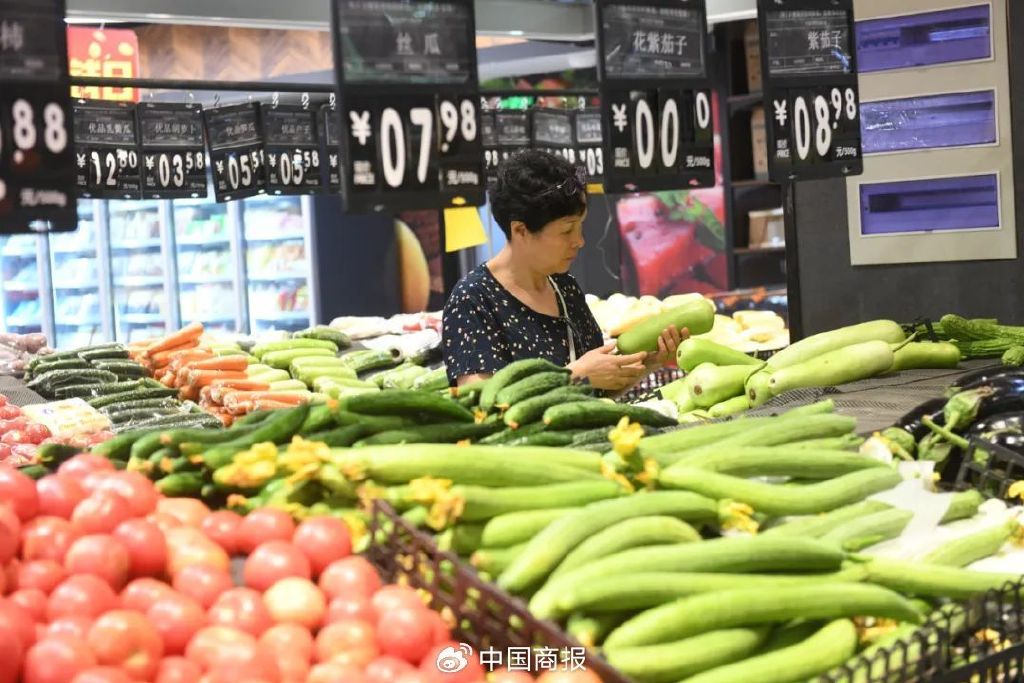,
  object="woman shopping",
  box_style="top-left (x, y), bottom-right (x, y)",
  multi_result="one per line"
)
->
top-left (442, 150), bottom-right (685, 391)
